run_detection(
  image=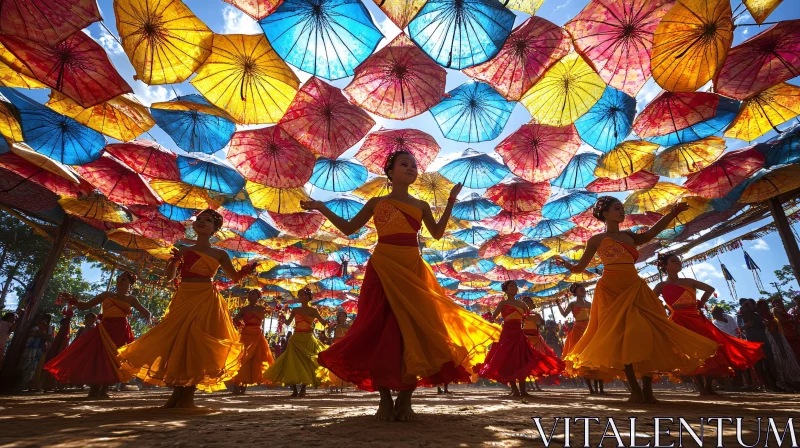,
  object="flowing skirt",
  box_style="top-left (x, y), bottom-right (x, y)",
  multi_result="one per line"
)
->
top-left (44, 318), bottom-right (134, 385)
top-left (118, 282), bottom-right (243, 392)
top-left (318, 243), bottom-right (501, 391)
top-left (766, 331), bottom-right (800, 390)
top-left (263, 332), bottom-right (330, 387)
top-left (232, 327), bottom-right (275, 386)
top-left (565, 265), bottom-right (719, 378)
top-left (479, 322), bottom-right (564, 383)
